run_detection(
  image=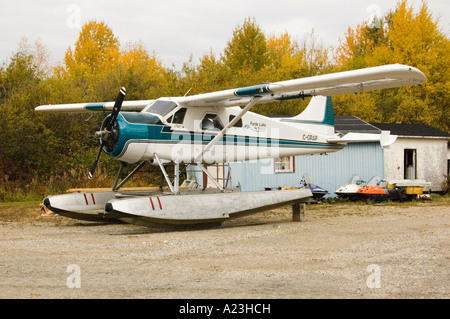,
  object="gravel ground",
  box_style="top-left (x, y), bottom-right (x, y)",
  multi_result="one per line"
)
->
top-left (0, 199), bottom-right (448, 299)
